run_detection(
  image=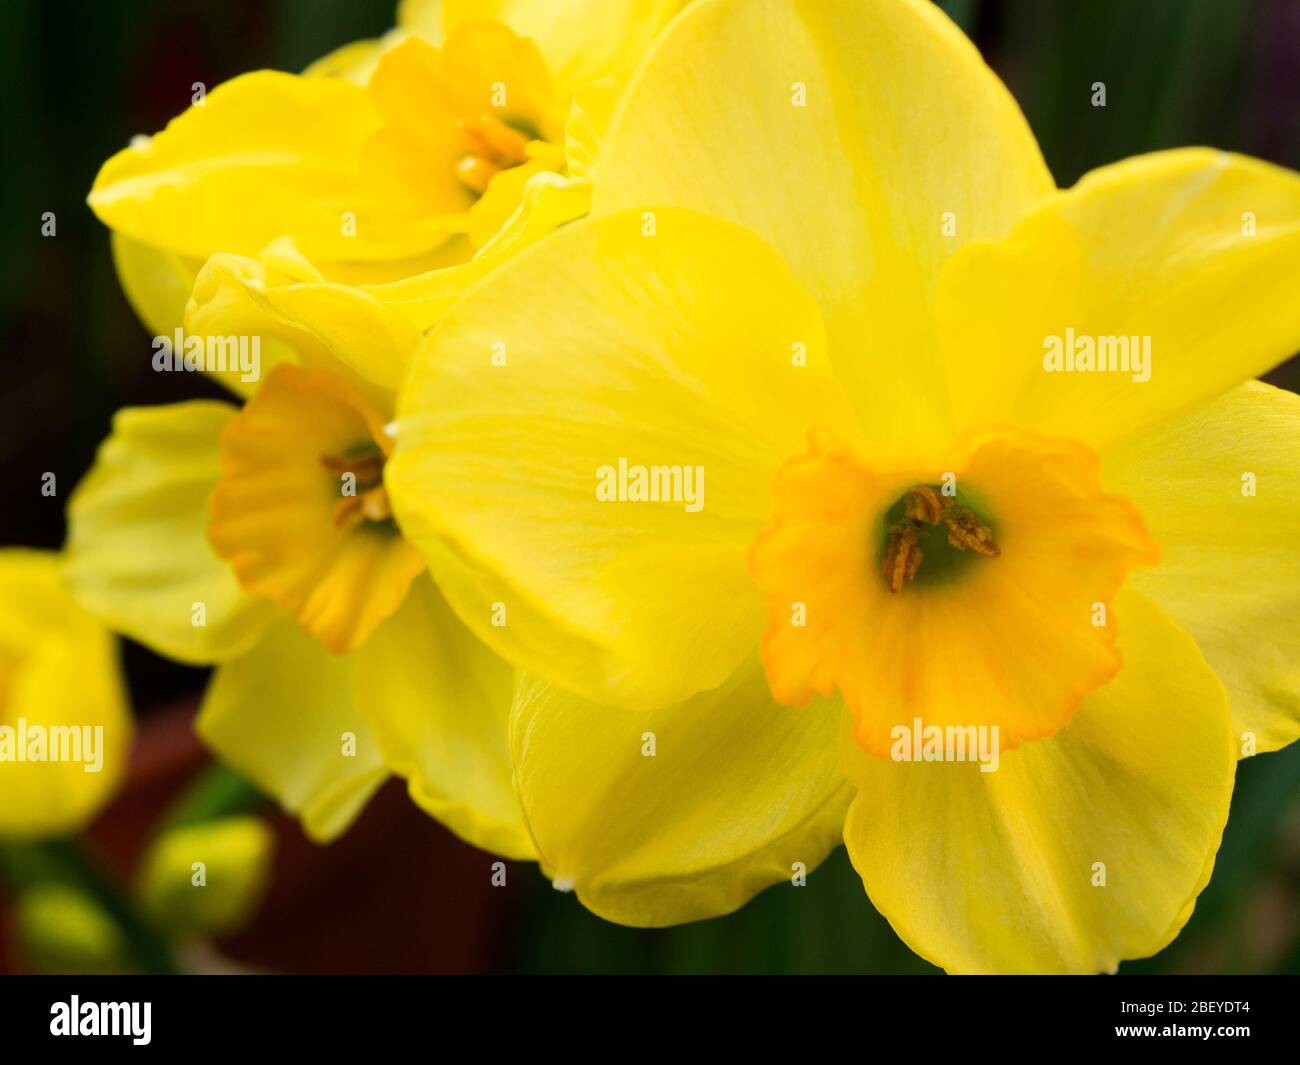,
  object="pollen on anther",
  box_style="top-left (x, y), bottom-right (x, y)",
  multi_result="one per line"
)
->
top-left (904, 484), bottom-right (944, 525)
